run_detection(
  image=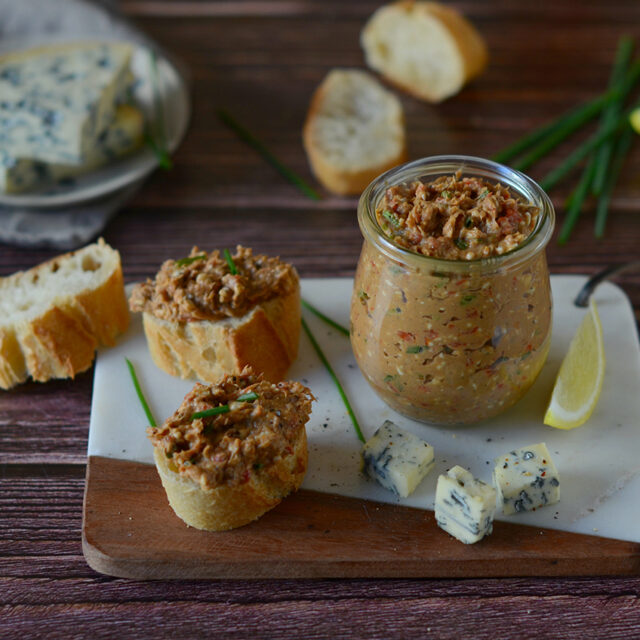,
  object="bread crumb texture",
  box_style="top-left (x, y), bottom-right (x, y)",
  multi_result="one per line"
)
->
top-left (361, 1), bottom-right (488, 103)
top-left (0, 239), bottom-right (129, 389)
